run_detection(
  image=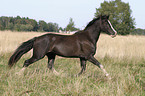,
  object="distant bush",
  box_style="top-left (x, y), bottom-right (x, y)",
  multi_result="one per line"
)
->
top-left (131, 28), bottom-right (145, 35)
